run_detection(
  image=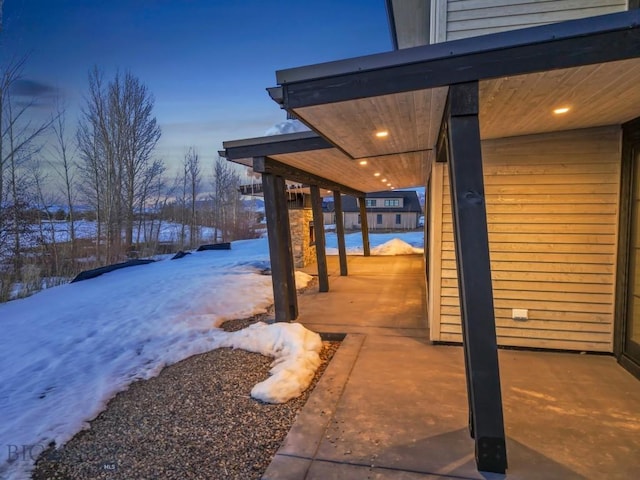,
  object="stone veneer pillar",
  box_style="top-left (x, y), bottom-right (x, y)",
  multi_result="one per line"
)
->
top-left (288, 208), bottom-right (316, 268)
